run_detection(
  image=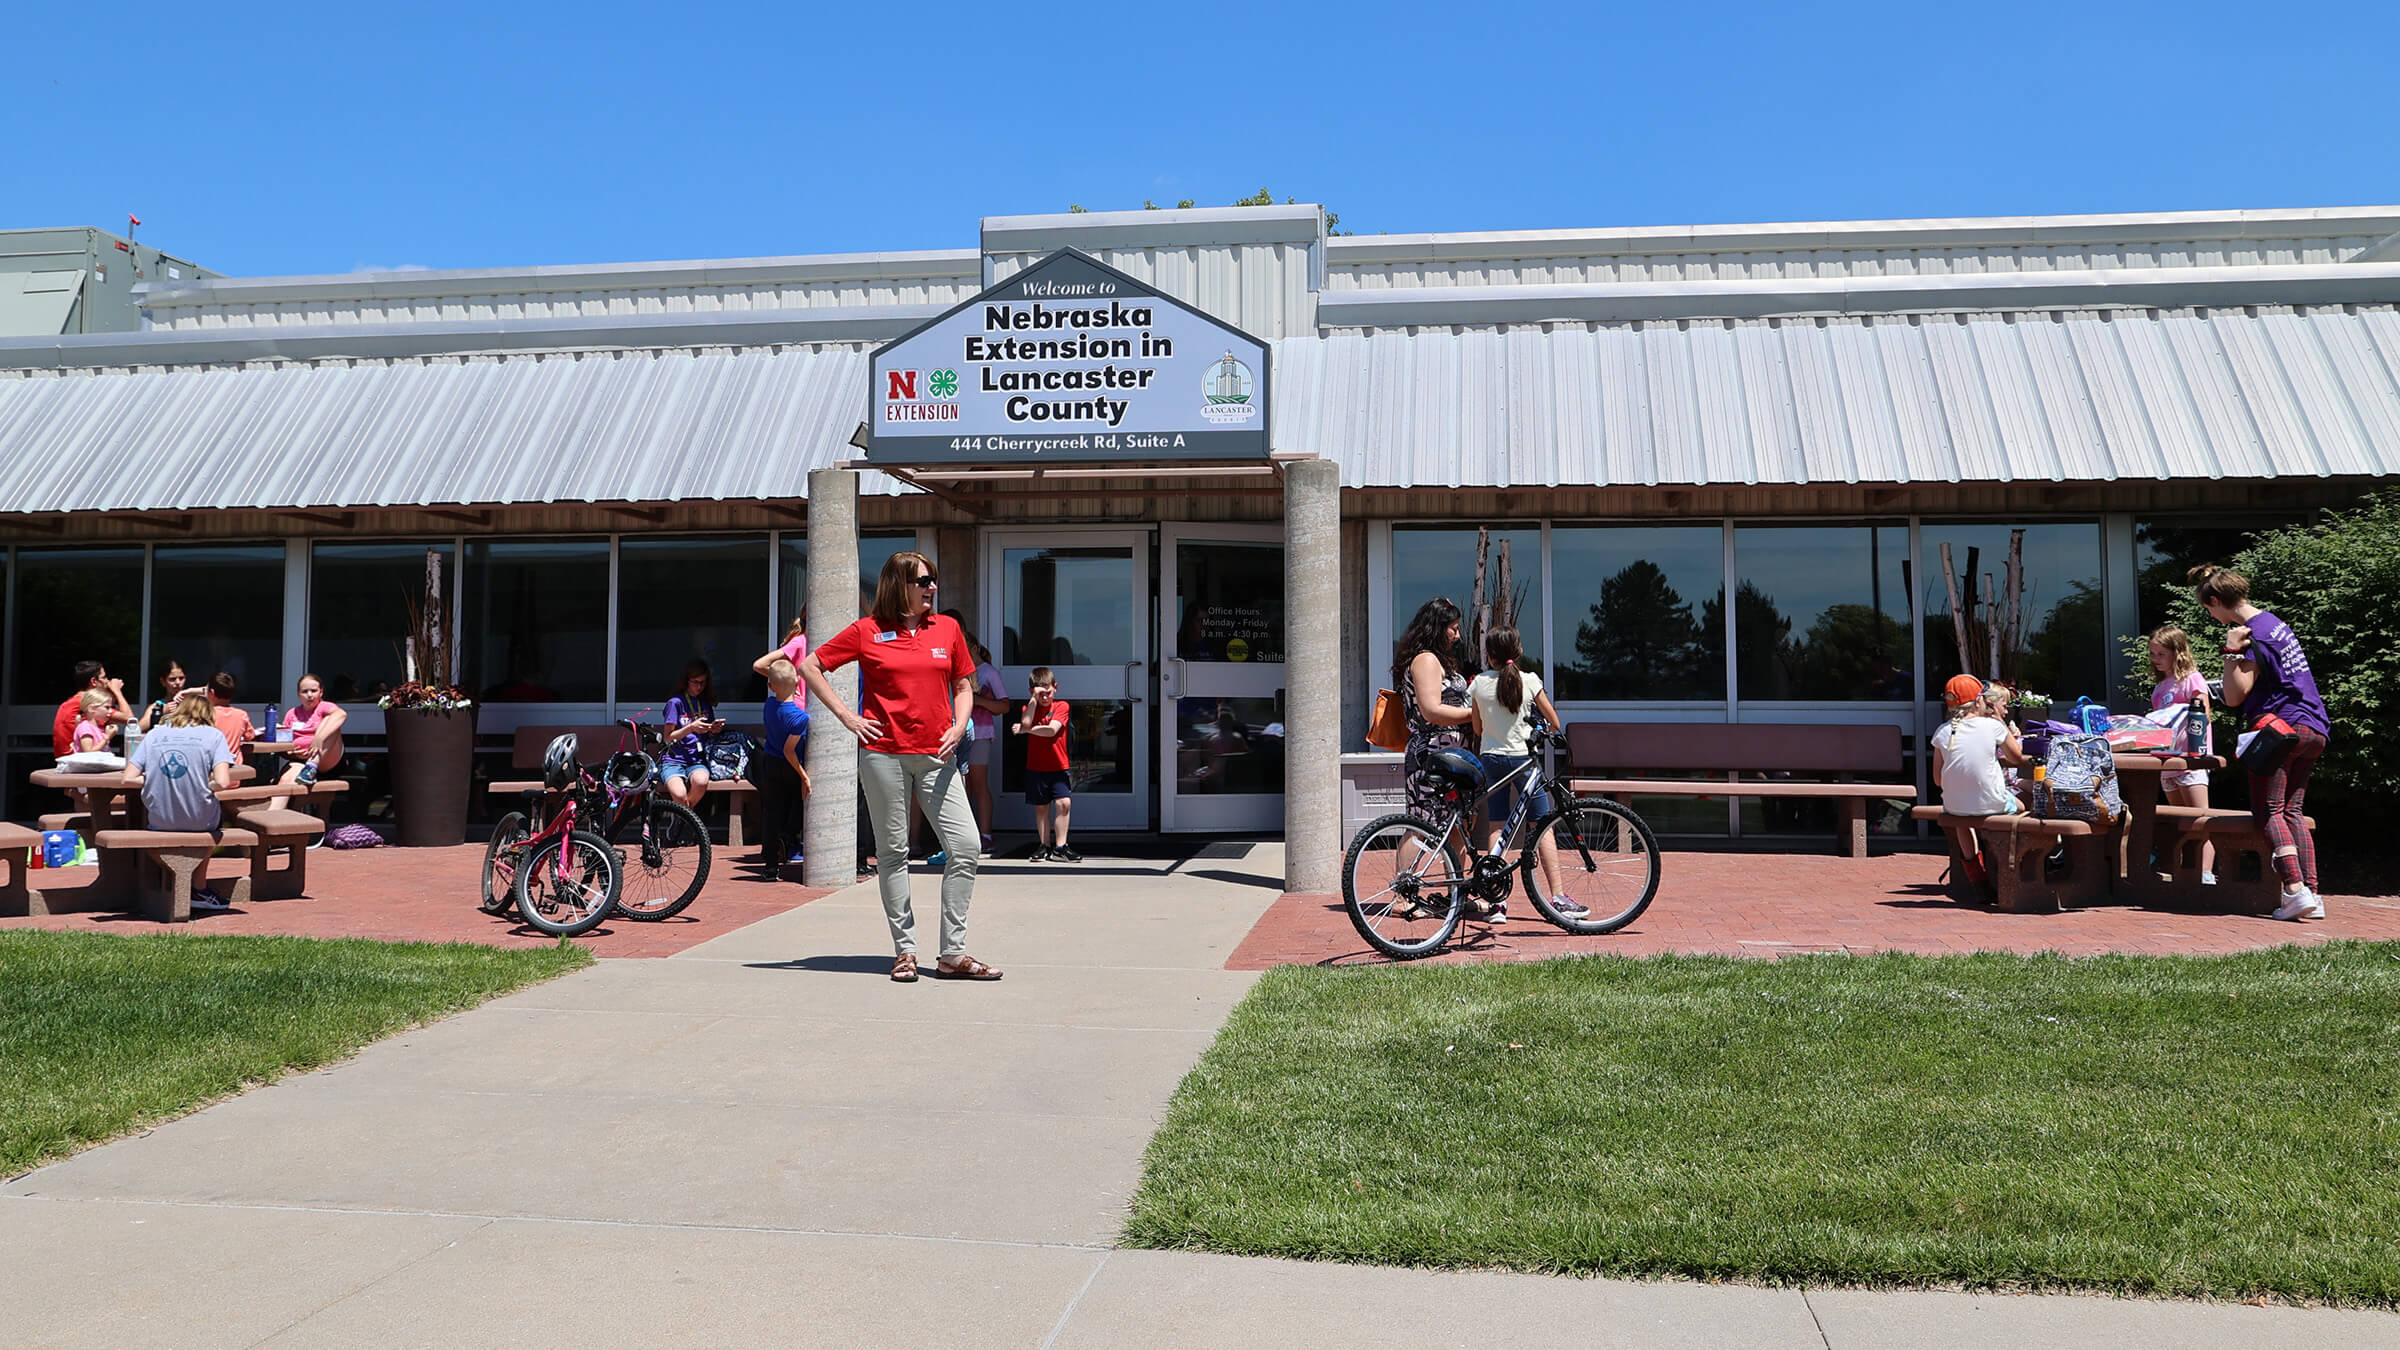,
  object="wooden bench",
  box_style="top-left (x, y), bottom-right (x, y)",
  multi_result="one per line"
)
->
top-left (228, 807), bottom-right (327, 900)
top-left (1568, 722), bottom-right (1917, 857)
top-left (93, 826), bottom-right (259, 922)
top-left (1909, 805), bottom-right (2115, 913)
top-left (0, 821), bottom-right (40, 917)
top-left (486, 725), bottom-right (759, 848)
